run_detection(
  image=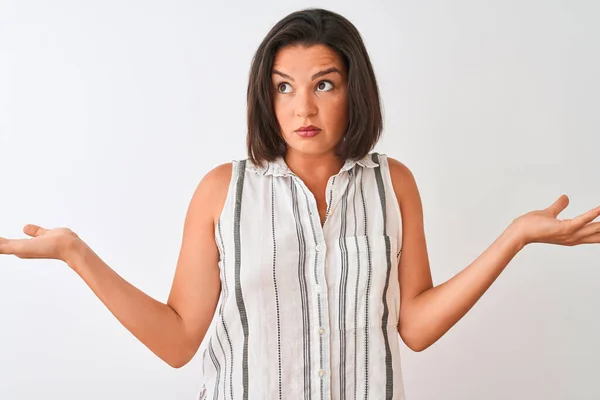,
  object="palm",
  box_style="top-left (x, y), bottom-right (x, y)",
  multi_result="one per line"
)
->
top-left (513, 195), bottom-right (600, 246)
top-left (0, 225), bottom-right (78, 261)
